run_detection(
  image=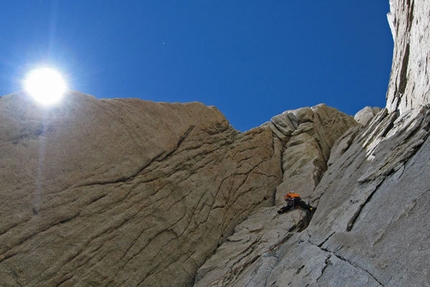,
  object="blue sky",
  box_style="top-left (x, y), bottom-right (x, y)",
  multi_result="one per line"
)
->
top-left (0, 1), bottom-right (393, 131)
